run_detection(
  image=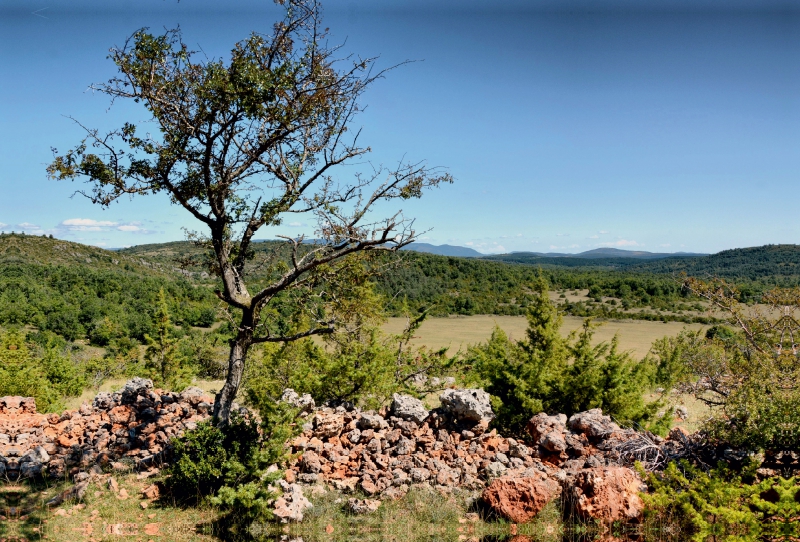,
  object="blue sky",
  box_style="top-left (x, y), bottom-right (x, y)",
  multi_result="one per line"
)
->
top-left (1, 1), bottom-right (798, 253)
